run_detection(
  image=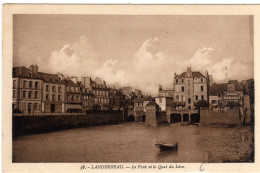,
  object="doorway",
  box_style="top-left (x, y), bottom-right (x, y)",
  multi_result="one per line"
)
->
top-left (51, 104), bottom-right (55, 113)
